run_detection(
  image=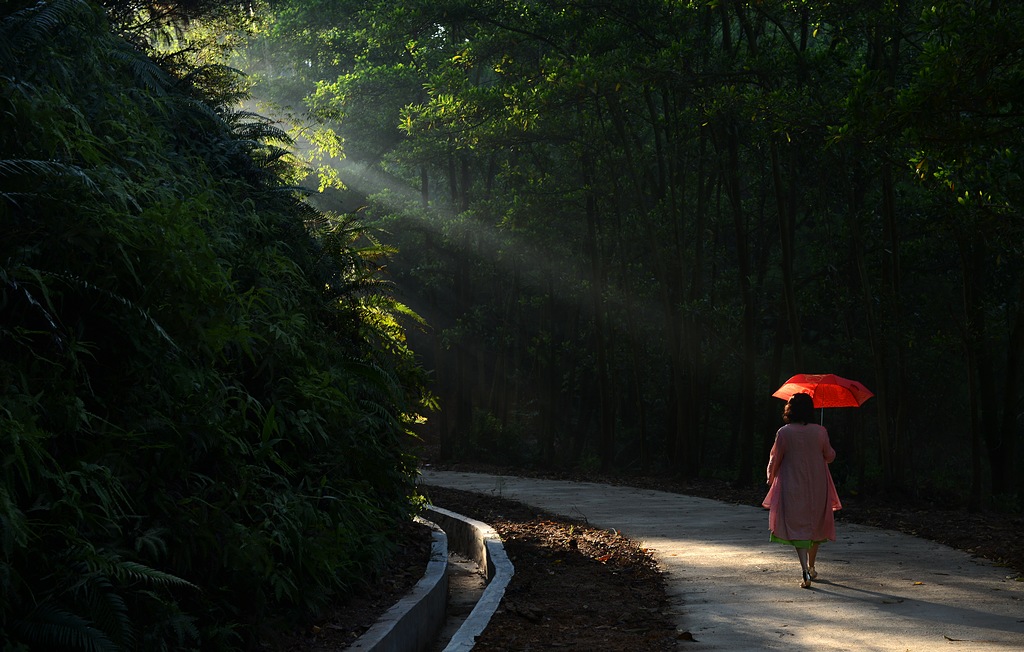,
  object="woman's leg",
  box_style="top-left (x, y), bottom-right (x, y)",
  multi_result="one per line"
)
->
top-left (808, 542), bottom-right (820, 578)
top-left (796, 547), bottom-right (811, 587)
